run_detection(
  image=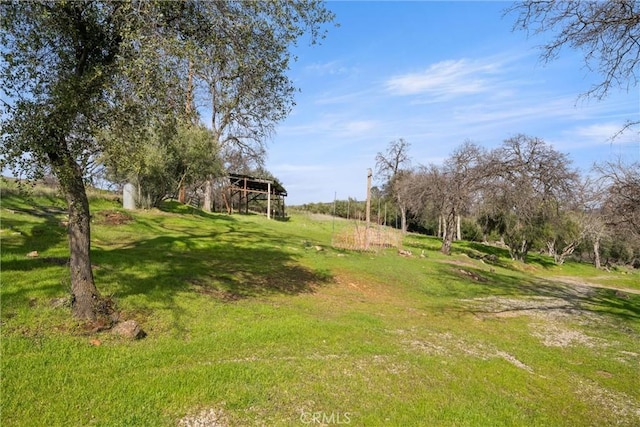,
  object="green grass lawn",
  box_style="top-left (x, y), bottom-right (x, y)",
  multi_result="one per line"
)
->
top-left (1, 184), bottom-right (639, 426)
